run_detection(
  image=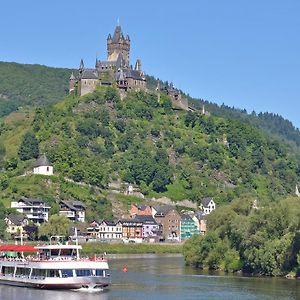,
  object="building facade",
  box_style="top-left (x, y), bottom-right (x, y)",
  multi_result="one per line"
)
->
top-left (130, 204), bottom-right (152, 218)
top-left (86, 220), bottom-right (123, 240)
top-left (133, 215), bottom-right (159, 240)
top-left (11, 197), bottom-right (50, 224)
top-left (70, 25), bottom-right (146, 96)
top-left (121, 219), bottom-right (143, 242)
top-left (180, 214), bottom-right (199, 240)
top-left (154, 206), bottom-right (181, 242)
top-left (4, 214), bottom-right (29, 239)
top-left (33, 154), bottom-right (53, 176)
top-left (200, 198), bottom-right (216, 215)
top-left (59, 200), bottom-right (86, 222)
